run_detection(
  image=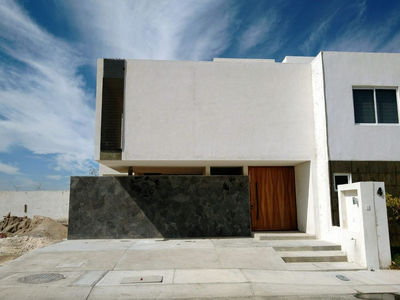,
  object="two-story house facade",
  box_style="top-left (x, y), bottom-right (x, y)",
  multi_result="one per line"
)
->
top-left (68, 51), bottom-right (400, 241)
